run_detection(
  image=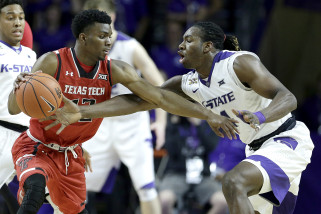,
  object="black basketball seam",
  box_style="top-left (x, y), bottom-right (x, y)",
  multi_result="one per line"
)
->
top-left (21, 77), bottom-right (34, 117)
top-left (21, 82), bottom-right (30, 116)
top-left (29, 75), bottom-right (60, 107)
top-left (28, 81), bottom-right (47, 118)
